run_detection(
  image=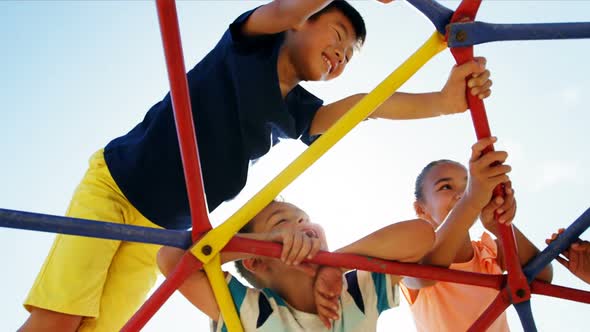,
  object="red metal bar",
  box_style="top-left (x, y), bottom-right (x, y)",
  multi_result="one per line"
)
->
top-left (450, 0), bottom-right (482, 24)
top-left (120, 234), bottom-right (504, 331)
top-left (449, 0), bottom-right (530, 305)
top-left (496, 223), bottom-right (531, 302)
top-left (467, 289), bottom-right (511, 332)
top-left (223, 237), bottom-right (505, 290)
top-left (121, 253), bottom-right (203, 332)
top-left (531, 280), bottom-right (590, 304)
top-left (131, 2), bottom-right (590, 331)
top-left (156, 0), bottom-right (211, 240)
